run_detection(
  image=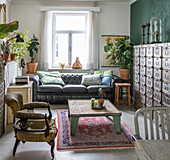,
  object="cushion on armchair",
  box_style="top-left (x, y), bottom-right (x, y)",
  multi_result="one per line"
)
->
top-left (37, 71), bottom-right (65, 85)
